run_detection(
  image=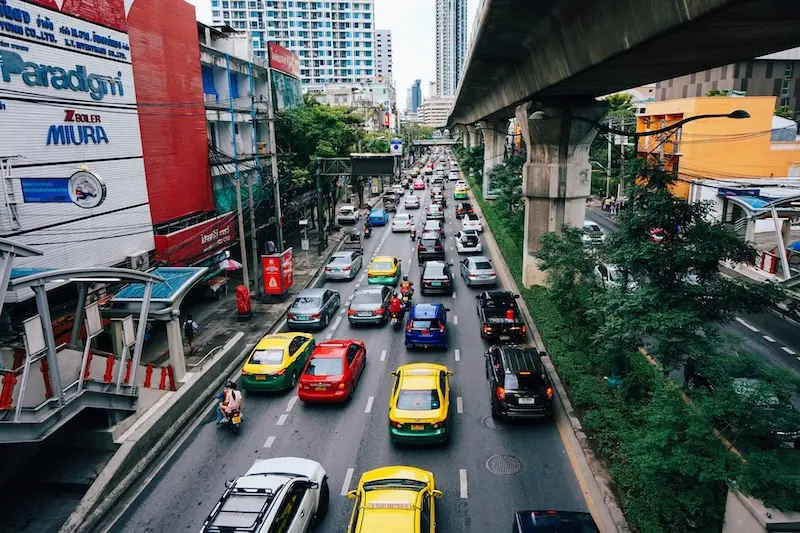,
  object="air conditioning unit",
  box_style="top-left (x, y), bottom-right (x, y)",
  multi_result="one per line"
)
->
top-left (127, 251), bottom-right (150, 271)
